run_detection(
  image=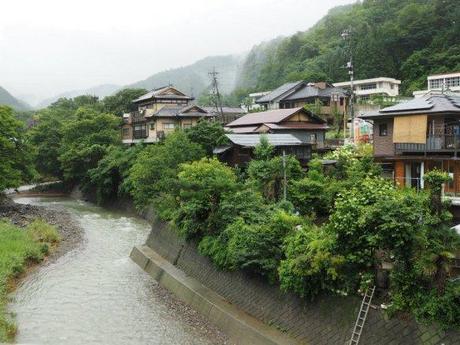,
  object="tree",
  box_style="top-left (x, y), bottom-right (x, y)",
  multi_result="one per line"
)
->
top-left (174, 158), bottom-right (237, 239)
top-left (185, 120), bottom-right (228, 156)
top-left (126, 130), bottom-right (205, 212)
top-left (0, 106), bottom-right (35, 191)
top-left (58, 108), bottom-right (120, 185)
top-left (103, 88), bottom-right (147, 116)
